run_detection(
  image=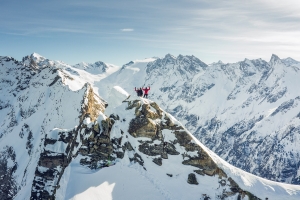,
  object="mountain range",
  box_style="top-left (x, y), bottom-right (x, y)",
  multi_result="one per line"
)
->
top-left (1, 53), bottom-right (300, 200)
